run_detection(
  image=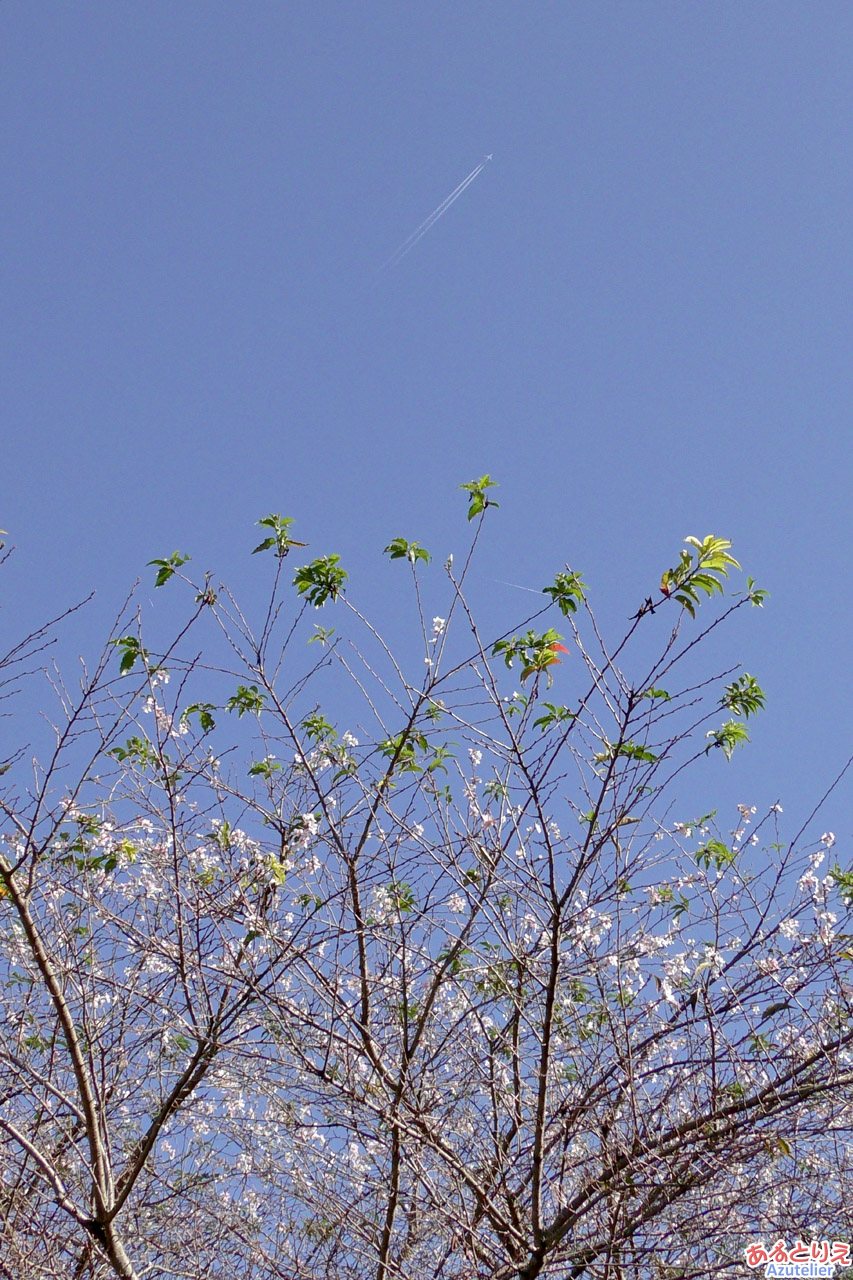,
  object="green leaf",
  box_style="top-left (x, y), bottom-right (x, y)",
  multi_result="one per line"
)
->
top-left (542, 569), bottom-right (586, 616)
top-left (389, 881), bottom-right (416, 912)
top-left (293, 555), bottom-right (347, 606)
top-left (695, 839), bottom-right (735, 870)
top-left (194, 577), bottom-right (217, 606)
top-left (379, 731), bottom-right (425, 774)
top-left (249, 758), bottom-right (282, 778)
top-left (830, 865), bottom-right (853, 907)
top-left (308, 625), bottom-right (336, 646)
top-left (721, 673), bottom-right (766, 719)
top-left (660, 535), bottom-right (741, 615)
top-left (593, 740), bottom-right (658, 764)
top-left (492, 628), bottom-right (568, 688)
top-left (437, 944), bottom-right (472, 977)
top-left (267, 856), bottom-right (287, 885)
top-left (226, 684), bottom-right (267, 718)
top-left (503, 691), bottom-right (528, 717)
top-left (111, 636), bottom-right (149, 675)
top-left (459, 474), bottom-right (499, 521)
top-left (618, 741), bottom-right (658, 763)
top-left (108, 735), bottom-right (156, 768)
top-left (301, 712), bottom-right (336, 743)
top-left (182, 703), bottom-right (216, 734)
top-left (746, 576), bottom-right (769, 607)
top-left (384, 537), bottom-right (431, 565)
top-left (705, 719), bottom-right (750, 761)
top-left (252, 514), bottom-right (308, 558)
top-left (426, 743), bottom-right (453, 773)
top-left (533, 702), bottom-right (576, 731)
top-left (147, 551), bottom-right (191, 588)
